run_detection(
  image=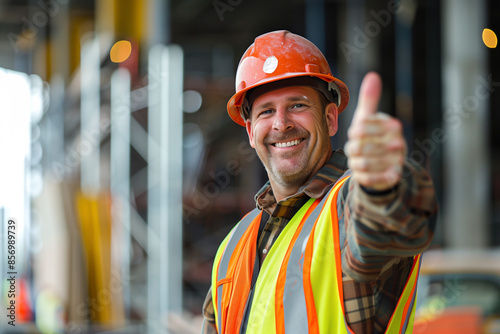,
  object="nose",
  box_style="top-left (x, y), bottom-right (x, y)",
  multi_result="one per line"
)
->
top-left (273, 107), bottom-right (294, 132)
